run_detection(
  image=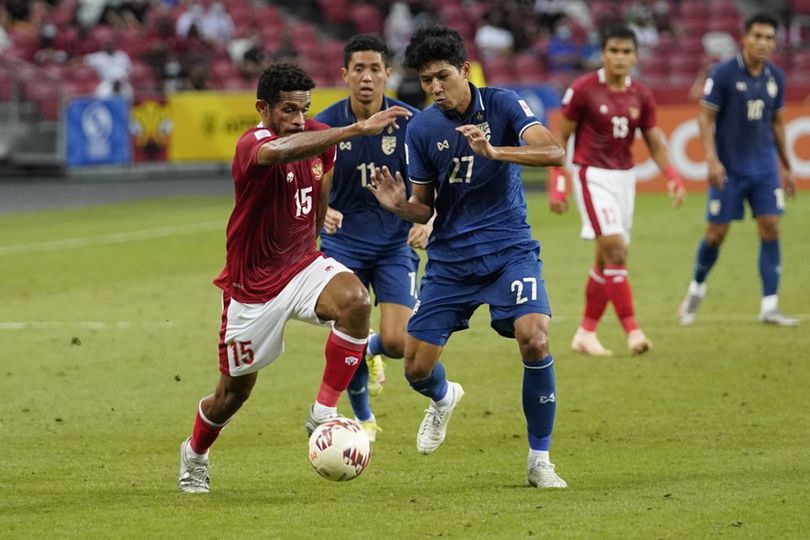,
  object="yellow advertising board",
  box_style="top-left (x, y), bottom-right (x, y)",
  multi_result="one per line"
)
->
top-left (168, 88), bottom-right (348, 162)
